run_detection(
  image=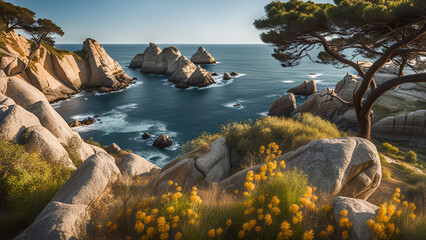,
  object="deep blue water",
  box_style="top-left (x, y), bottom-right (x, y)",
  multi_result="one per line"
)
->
top-left (54, 44), bottom-right (355, 167)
